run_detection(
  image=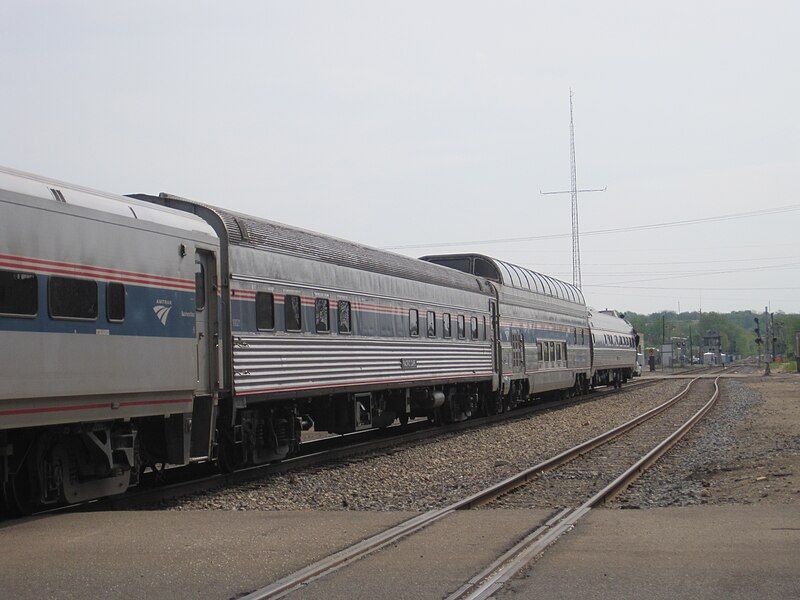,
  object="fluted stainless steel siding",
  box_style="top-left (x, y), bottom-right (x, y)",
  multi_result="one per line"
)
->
top-left (233, 336), bottom-right (493, 395)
